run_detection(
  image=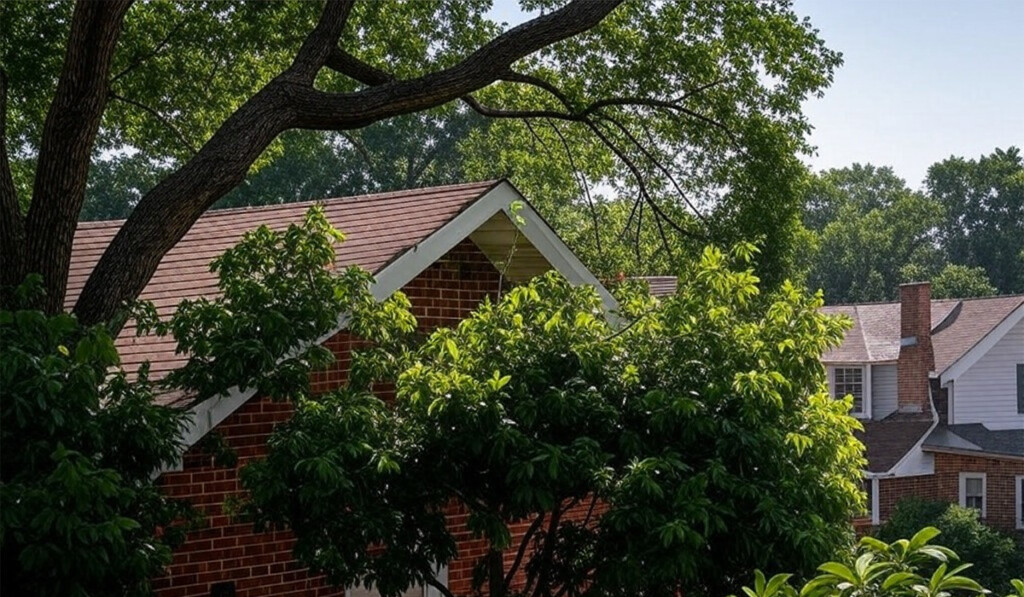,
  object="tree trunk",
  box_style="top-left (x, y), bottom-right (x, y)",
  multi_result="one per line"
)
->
top-left (20, 0), bottom-right (133, 314)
